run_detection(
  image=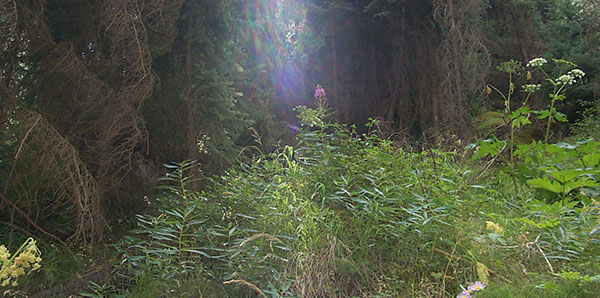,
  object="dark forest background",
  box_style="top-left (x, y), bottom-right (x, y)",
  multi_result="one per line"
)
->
top-left (1, 0), bottom-right (599, 273)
